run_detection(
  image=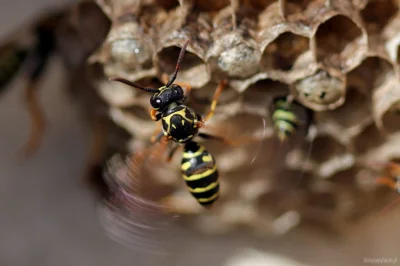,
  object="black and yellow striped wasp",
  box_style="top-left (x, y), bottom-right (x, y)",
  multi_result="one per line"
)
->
top-left (109, 40), bottom-right (235, 207)
top-left (271, 95), bottom-right (313, 142)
